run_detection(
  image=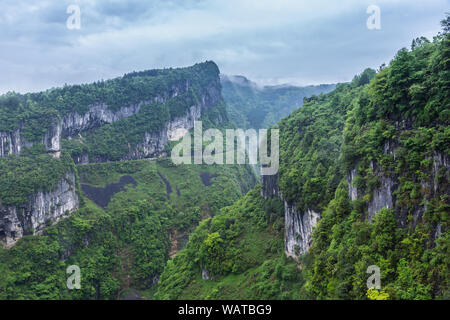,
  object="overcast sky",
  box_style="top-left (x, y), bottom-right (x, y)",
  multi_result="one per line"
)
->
top-left (0, 0), bottom-right (448, 93)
